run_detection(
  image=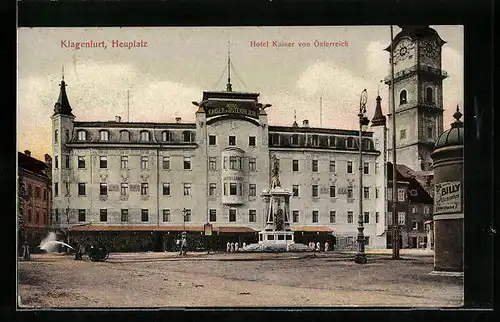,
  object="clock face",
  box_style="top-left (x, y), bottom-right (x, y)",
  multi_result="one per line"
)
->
top-left (395, 39), bottom-right (413, 63)
top-left (423, 41), bottom-right (438, 59)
